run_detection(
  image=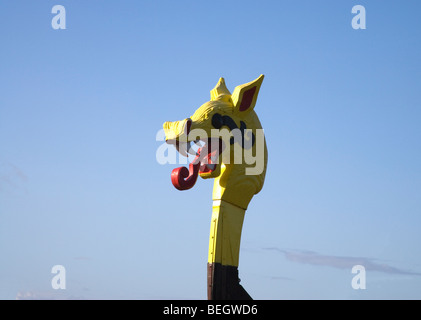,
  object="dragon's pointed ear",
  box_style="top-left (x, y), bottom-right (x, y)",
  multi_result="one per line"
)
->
top-left (231, 75), bottom-right (264, 113)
